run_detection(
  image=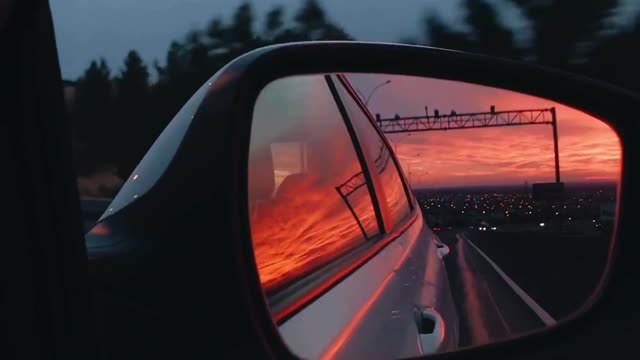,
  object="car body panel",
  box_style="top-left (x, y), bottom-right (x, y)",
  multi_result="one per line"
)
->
top-left (277, 211), bottom-right (457, 360)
